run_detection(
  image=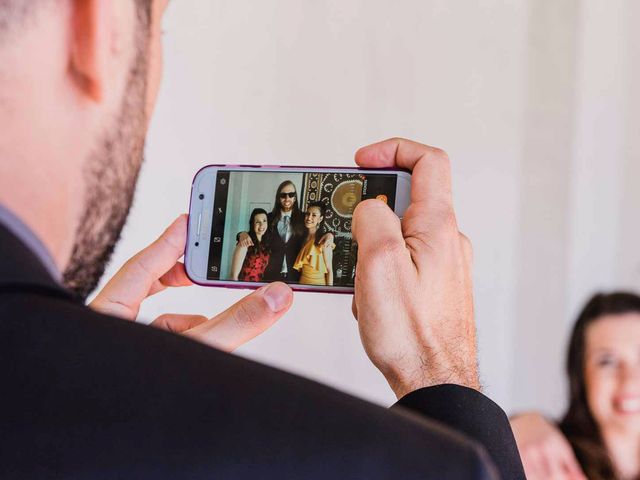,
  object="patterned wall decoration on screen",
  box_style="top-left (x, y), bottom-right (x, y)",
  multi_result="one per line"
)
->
top-left (301, 173), bottom-right (364, 286)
